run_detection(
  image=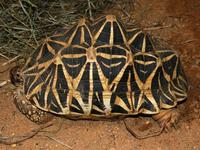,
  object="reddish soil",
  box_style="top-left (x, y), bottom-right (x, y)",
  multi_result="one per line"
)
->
top-left (0, 0), bottom-right (200, 149)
